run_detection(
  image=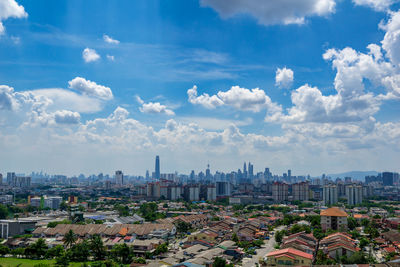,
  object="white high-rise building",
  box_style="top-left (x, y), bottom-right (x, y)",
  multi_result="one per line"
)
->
top-left (346, 184), bottom-right (363, 205)
top-left (323, 184), bottom-right (338, 205)
top-left (115, 170), bottom-right (124, 186)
